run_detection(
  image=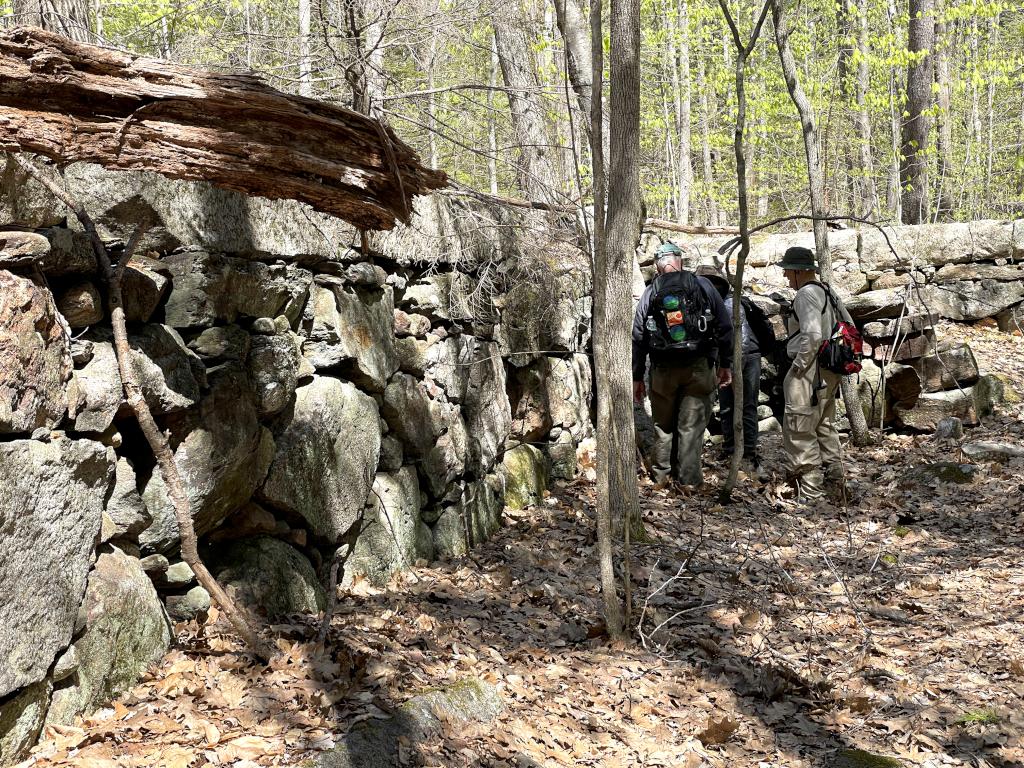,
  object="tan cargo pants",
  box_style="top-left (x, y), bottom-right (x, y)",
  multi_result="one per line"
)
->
top-left (782, 364), bottom-right (843, 499)
top-left (649, 359), bottom-right (715, 486)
